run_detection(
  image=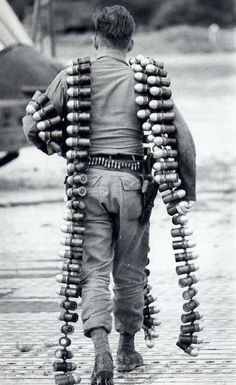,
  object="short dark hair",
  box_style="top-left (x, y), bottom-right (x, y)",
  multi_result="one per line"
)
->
top-left (93, 5), bottom-right (135, 49)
